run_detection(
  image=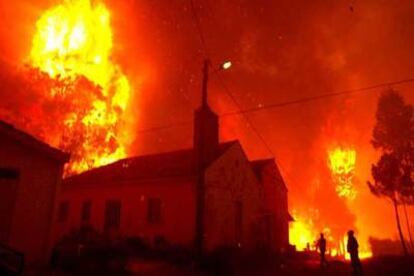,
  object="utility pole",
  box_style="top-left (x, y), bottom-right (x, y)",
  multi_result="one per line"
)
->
top-left (201, 59), bottom-right (209, 108)
top-left (194, 59), bottom-right (230, 258)
top-left (195, 59), bottom-right (209, 258)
